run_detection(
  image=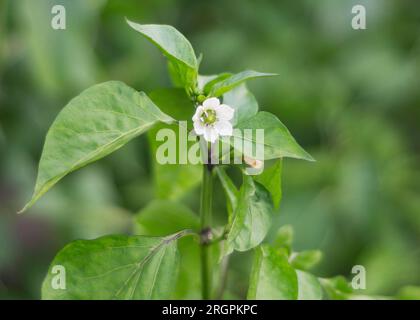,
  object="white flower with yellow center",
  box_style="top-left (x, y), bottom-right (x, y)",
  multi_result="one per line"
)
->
top-left (192, 97), bottom-right (234, 143)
